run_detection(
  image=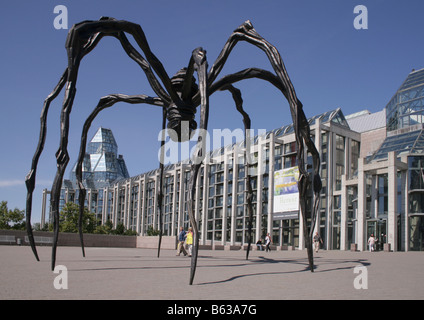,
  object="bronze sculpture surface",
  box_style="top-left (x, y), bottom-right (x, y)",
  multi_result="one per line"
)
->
top-left (25, 18), bottom-right (321, 285)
